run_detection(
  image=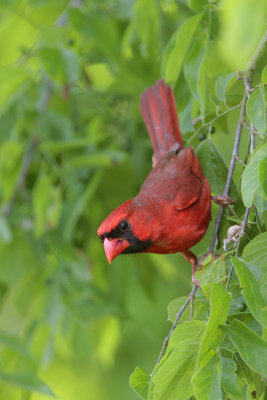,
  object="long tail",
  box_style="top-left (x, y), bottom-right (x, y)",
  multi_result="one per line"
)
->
top-left (140, 79), bottom-right (183, 165)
